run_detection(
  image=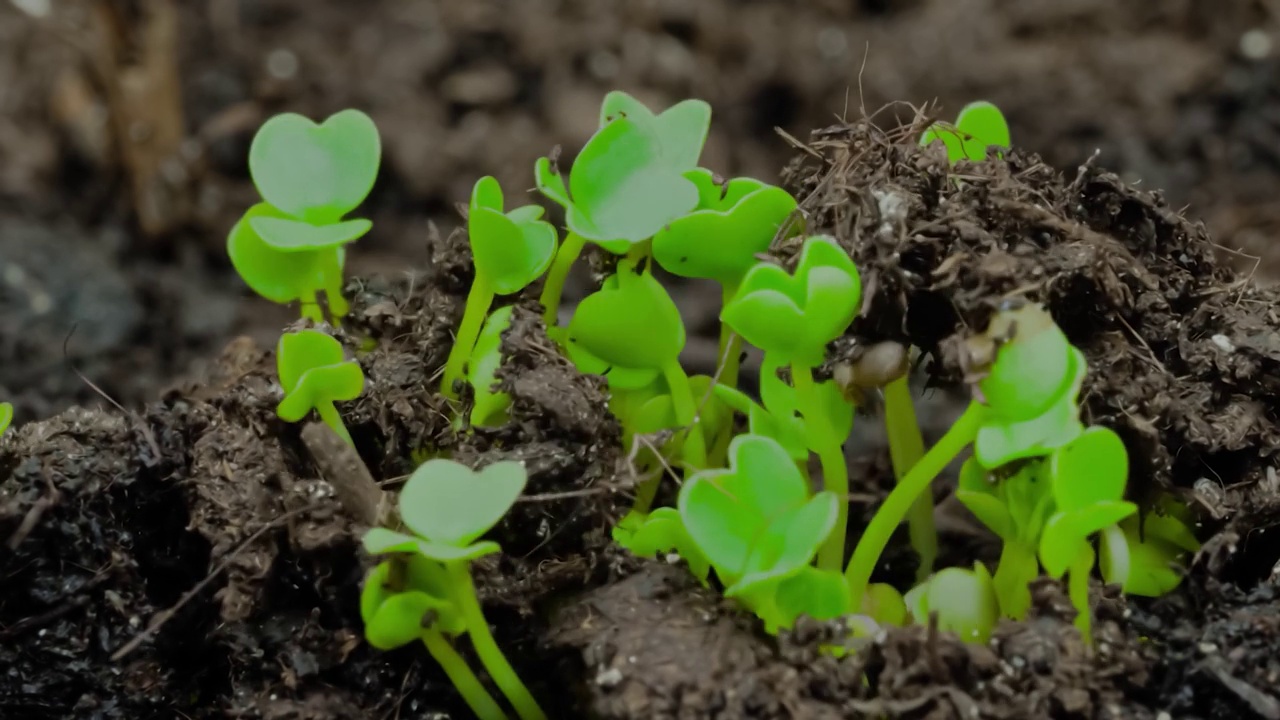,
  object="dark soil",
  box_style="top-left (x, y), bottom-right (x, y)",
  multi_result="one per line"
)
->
top-left (4, 1), bottom-right (1280, 719)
